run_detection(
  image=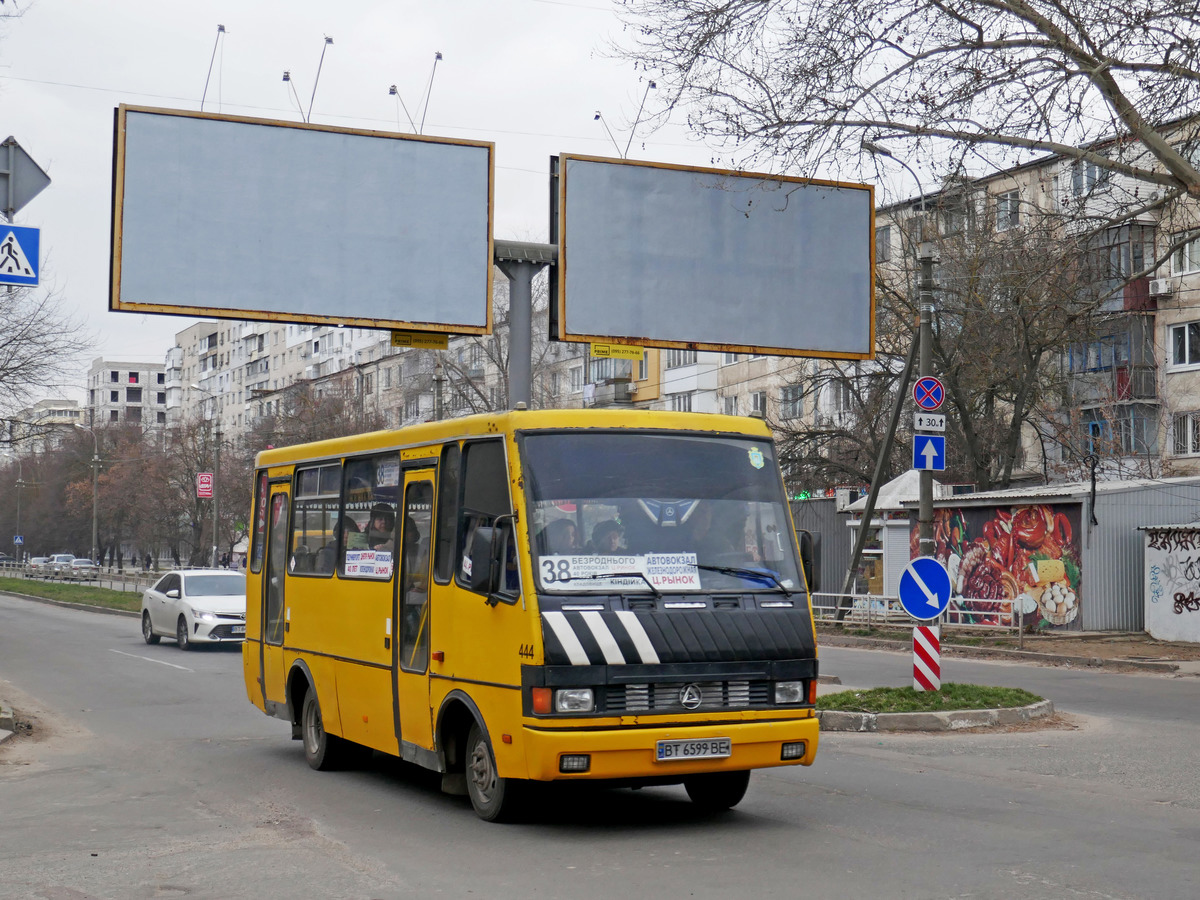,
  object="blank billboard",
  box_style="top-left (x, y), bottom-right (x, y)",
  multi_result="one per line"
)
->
top-left (111, 106), bottom-right (494, 333)
top-left (553, 155), bottom-right (874, 358)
